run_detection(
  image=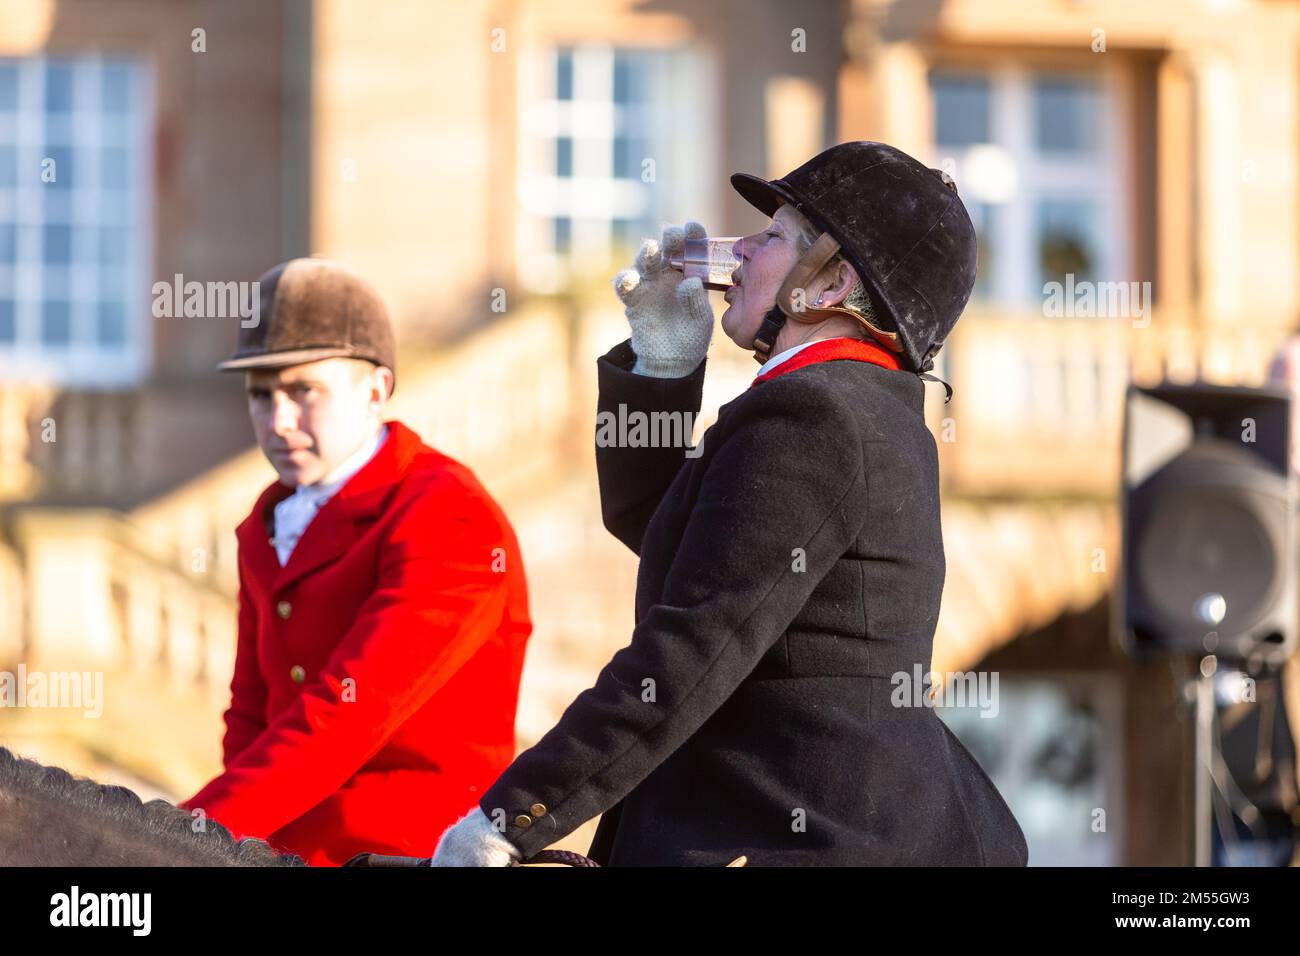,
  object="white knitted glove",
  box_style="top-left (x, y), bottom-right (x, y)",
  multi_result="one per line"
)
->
top-left (429, 808), bottom-right (523, 867)
top-left (613, 221), bottom-right (715, 378)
